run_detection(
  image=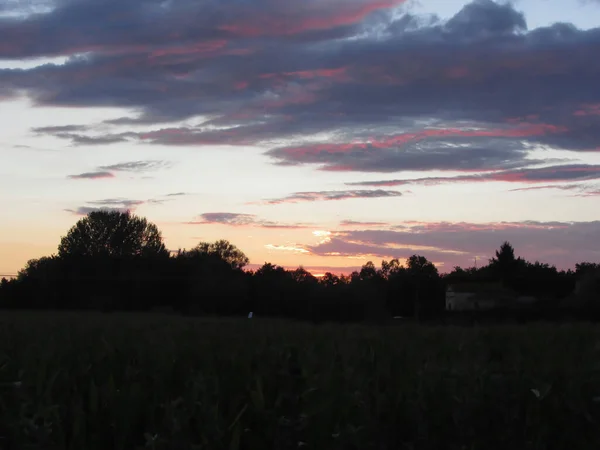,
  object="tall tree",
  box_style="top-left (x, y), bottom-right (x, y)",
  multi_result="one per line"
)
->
top-left (190, 239), bottom-right (249, 270)
top-left (359, 261), bottom-right (379, 281)
top-left (575, 262), bottom-right (600, 276)
top-left (58, 210), bottom-right (167, 258)
top-left (406, 255), bottom-right (438, 278)
top-left (406, 255), bottom-right (439, 321)
top-left (489, 241), bottom-right (521, 281)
